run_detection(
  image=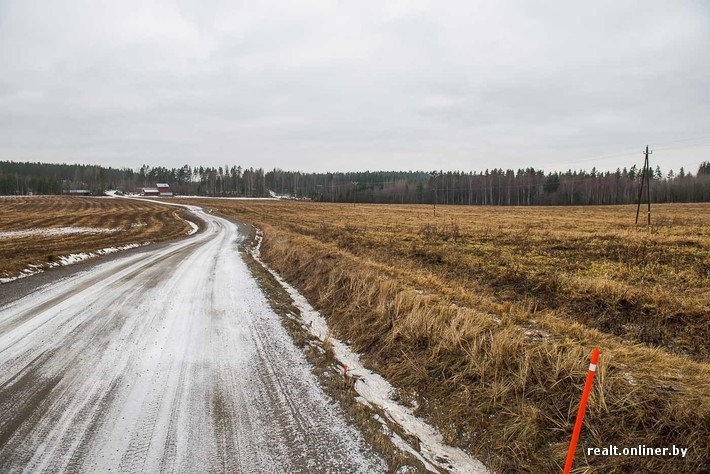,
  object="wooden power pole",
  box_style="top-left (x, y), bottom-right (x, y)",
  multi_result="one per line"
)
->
top-left (635, 145), bottom-right (652, 226)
